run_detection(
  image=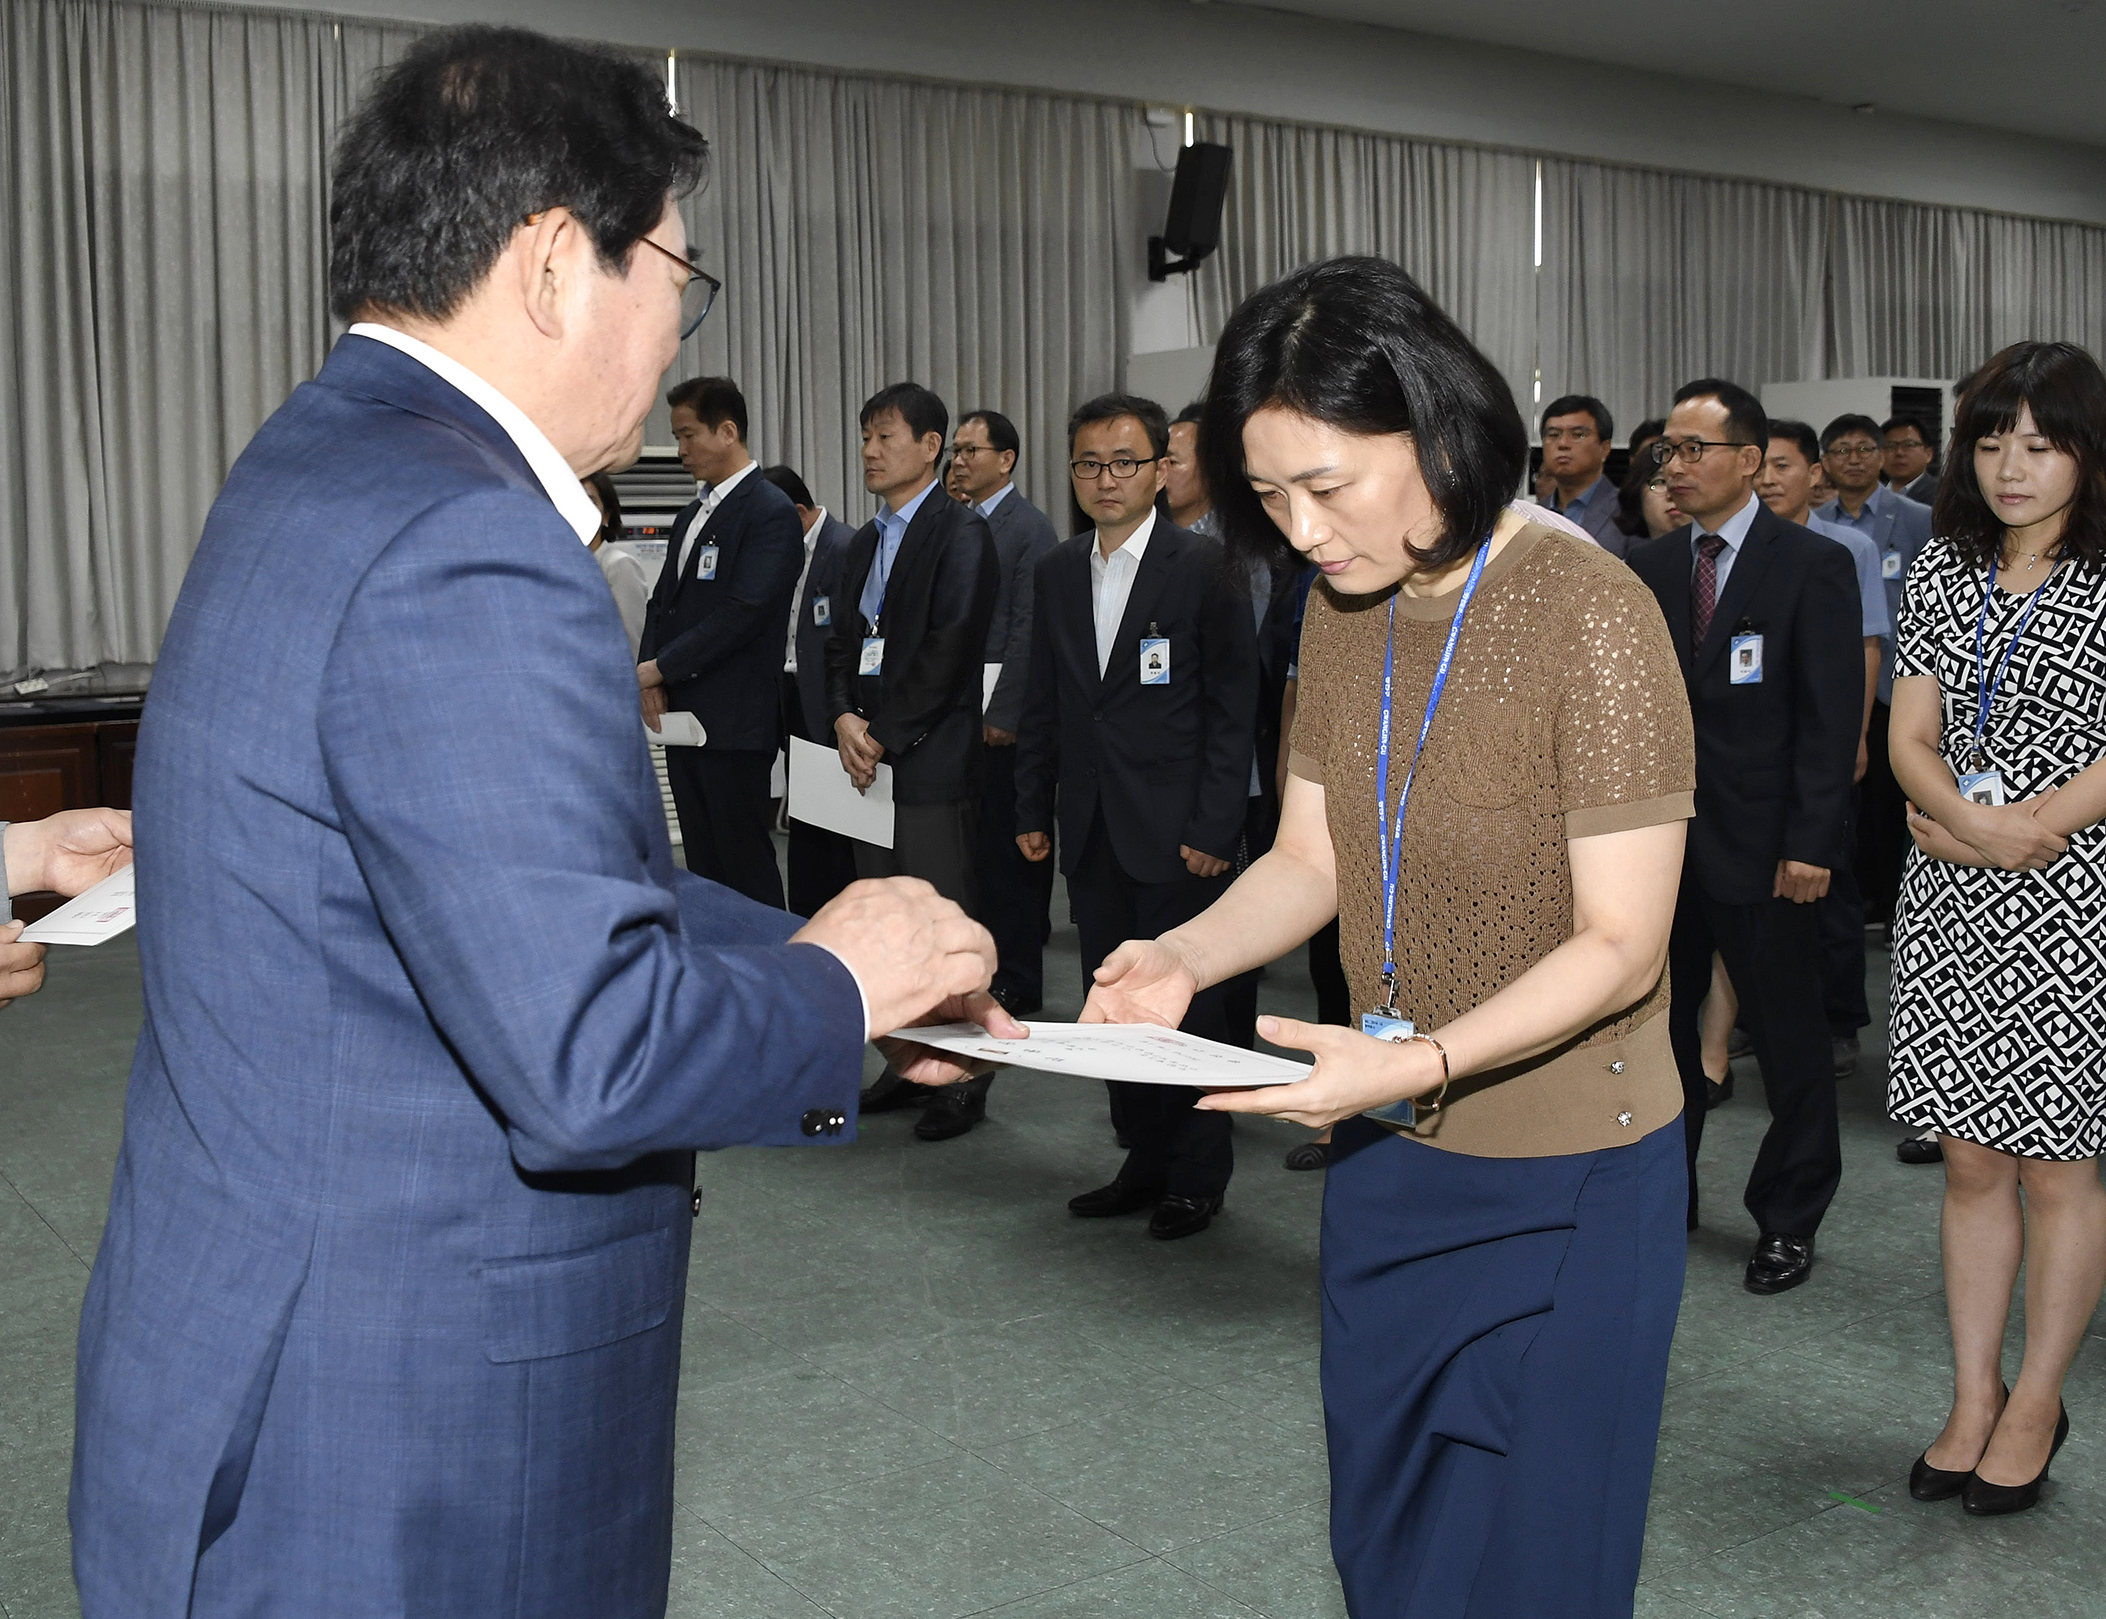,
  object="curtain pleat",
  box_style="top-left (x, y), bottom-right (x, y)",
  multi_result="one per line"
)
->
top-left (6, 0), bottom-right (2106, 670)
